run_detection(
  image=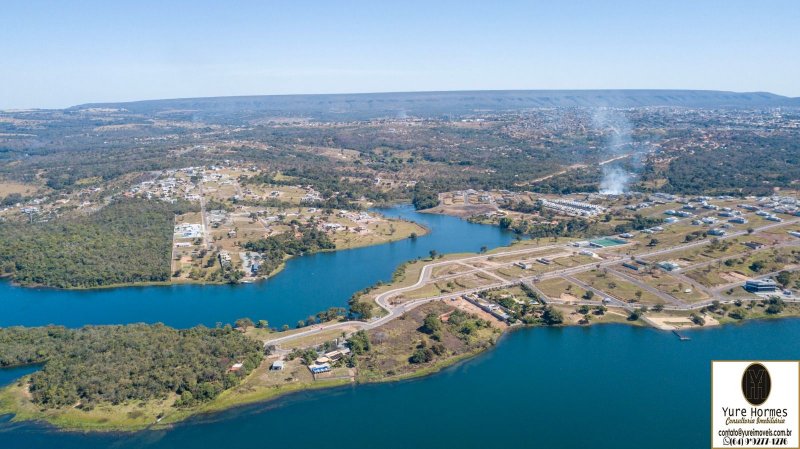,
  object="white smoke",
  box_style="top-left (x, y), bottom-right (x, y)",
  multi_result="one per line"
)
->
top-left (599, 166), bottom-right (629, 195)
top-left (592, 108), bottom-right (634, 195)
